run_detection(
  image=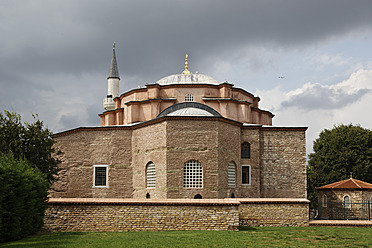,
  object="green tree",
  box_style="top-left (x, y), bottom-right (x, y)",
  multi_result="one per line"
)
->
top-left (0, 111), bottom-right (60, 183)
top-left (0, 153), bottom-right (49, 242)
top-left (307, 124), bottom-right (372, 208)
